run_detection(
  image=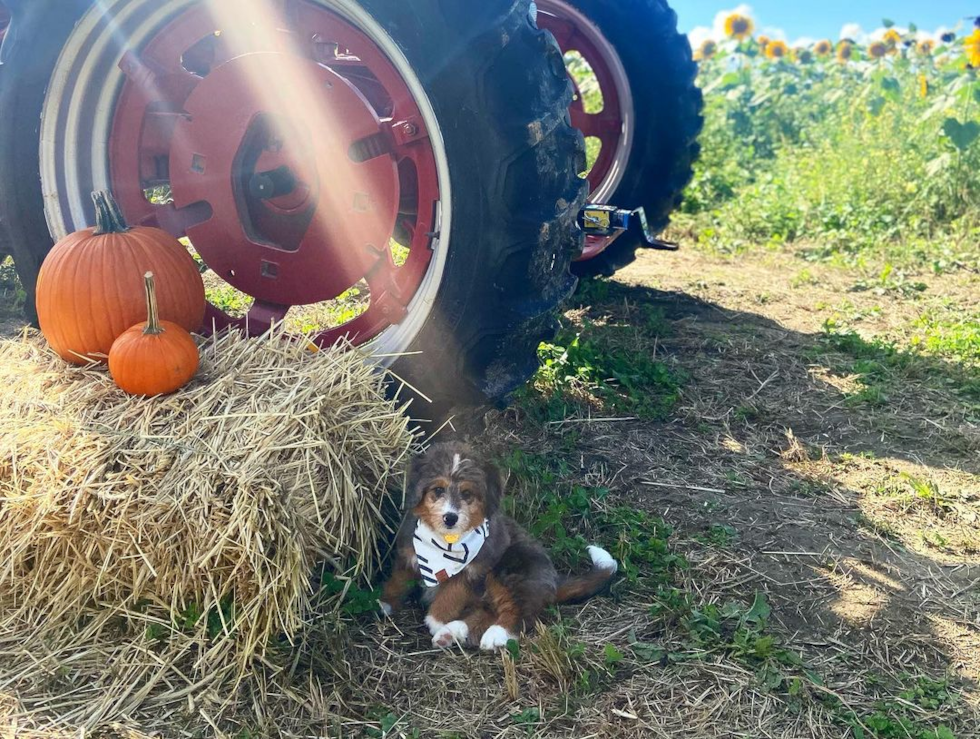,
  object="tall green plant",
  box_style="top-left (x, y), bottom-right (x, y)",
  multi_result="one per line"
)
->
top-left (682, 28), bottom-right (980, 267)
